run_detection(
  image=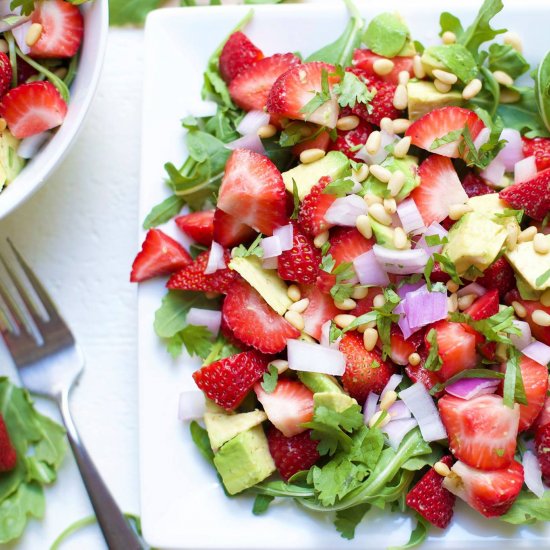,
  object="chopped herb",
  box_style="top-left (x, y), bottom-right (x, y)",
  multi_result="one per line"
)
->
top-left (495, 448), bottom-right (505, 457)
top-left (433, 253), bottom-right (462, 285)
top-left (424, 234), bottom-right (449, 247)
top-left (291, 179), bottom-right (301, 220)
top-left (423, 329), bottom-right (443, 372)
top-left (167, 325), bottom-right (214, 359)
top-left (423, 255), bottom-right (435, 291)
top-left (503, 346), bottom-right (528, 408)
top-left (494, 208), bottom-right (524, 224)
top-left (321, 241), bottom-right (331, 256)
top-left (232, 234), bottom-right (264, 258)
top-left (323, 177), bottom-right (356, 197)
top-left (333, 71), bottom-right (376, 109)
top-left (320, 253), bottom-right (336, 274)
top-left (261, 365), bottom-right (279, 394)
top-left (252, 494), bottom-right (275, 516)
top-left (300, 68), bottom-right (332, 118)
top-left (450, 307), bottom-right (520, 344)
top-left (330, 262), bottom-right (357, 302)
top-left (536, 268), bottom-right (550, 288)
